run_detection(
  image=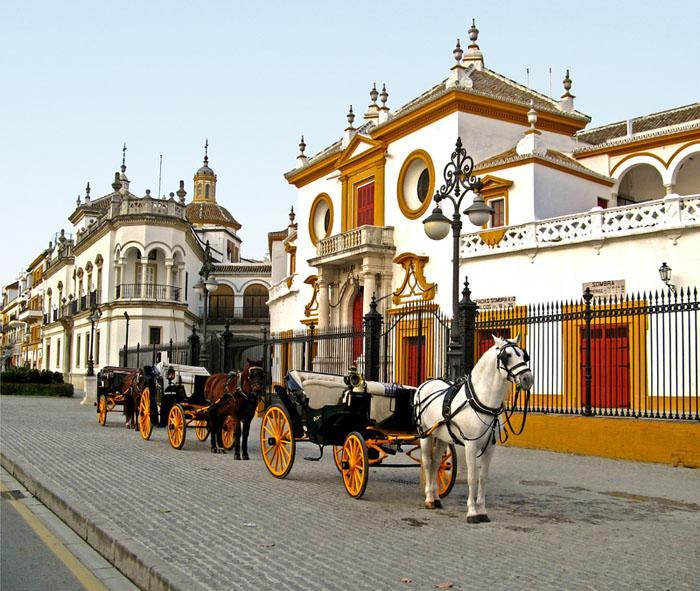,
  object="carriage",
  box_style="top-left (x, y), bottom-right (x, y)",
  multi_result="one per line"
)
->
top-left (160, 363), bottom-right (237, 451)
top-left (96, 366), bottom-right (157, 440)
top-left (259, 367), bottom-right (457, 499)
